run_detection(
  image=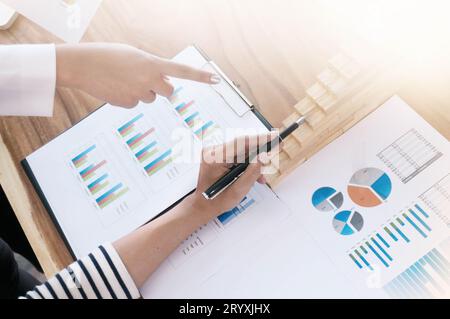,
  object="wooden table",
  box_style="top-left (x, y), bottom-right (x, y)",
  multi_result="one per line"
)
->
top-left (0, 0), bottom-right (449, 276)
